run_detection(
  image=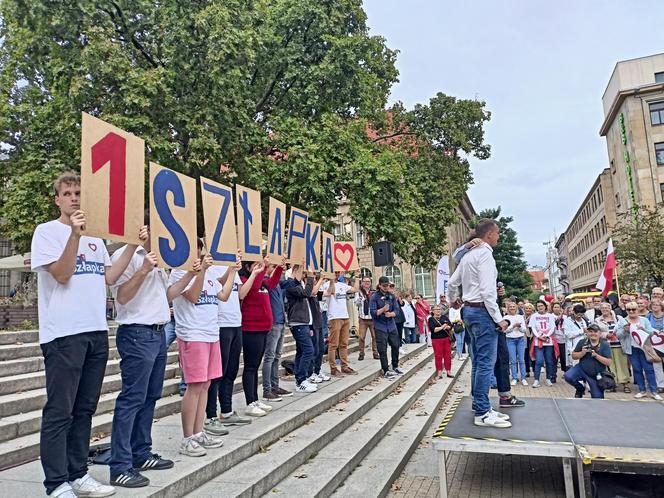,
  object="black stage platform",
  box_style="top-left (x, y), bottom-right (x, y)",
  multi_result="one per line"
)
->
top-left (432, 396), bottom-right (664, 498)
